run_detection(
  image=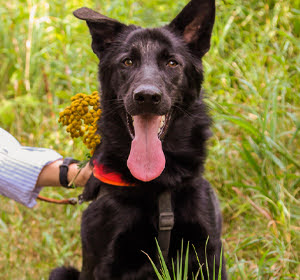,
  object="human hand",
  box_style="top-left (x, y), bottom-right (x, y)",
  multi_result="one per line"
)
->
top-left (68, 162), bottom-right (93, 187)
